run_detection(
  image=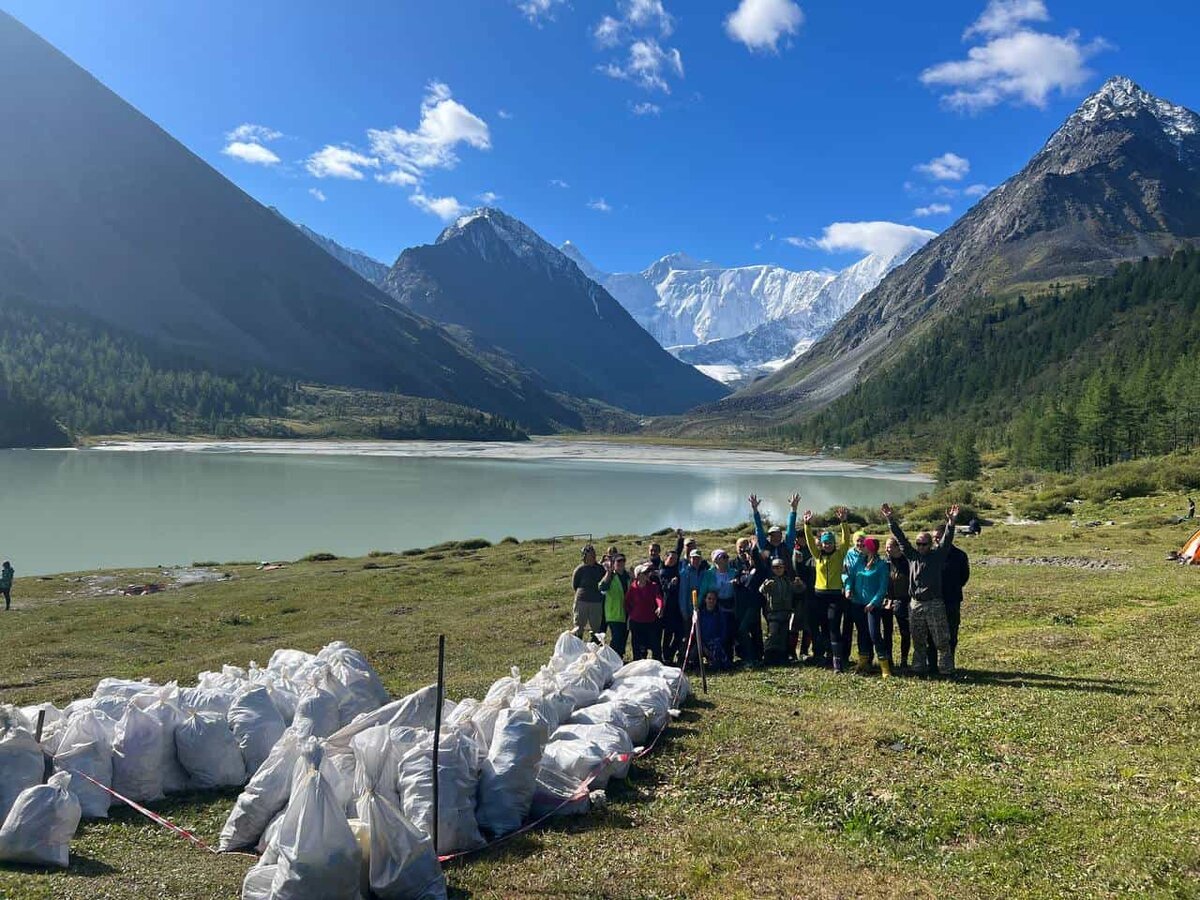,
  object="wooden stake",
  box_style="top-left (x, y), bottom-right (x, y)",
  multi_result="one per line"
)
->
top-left (431, 634), bottom-right (446, 853)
